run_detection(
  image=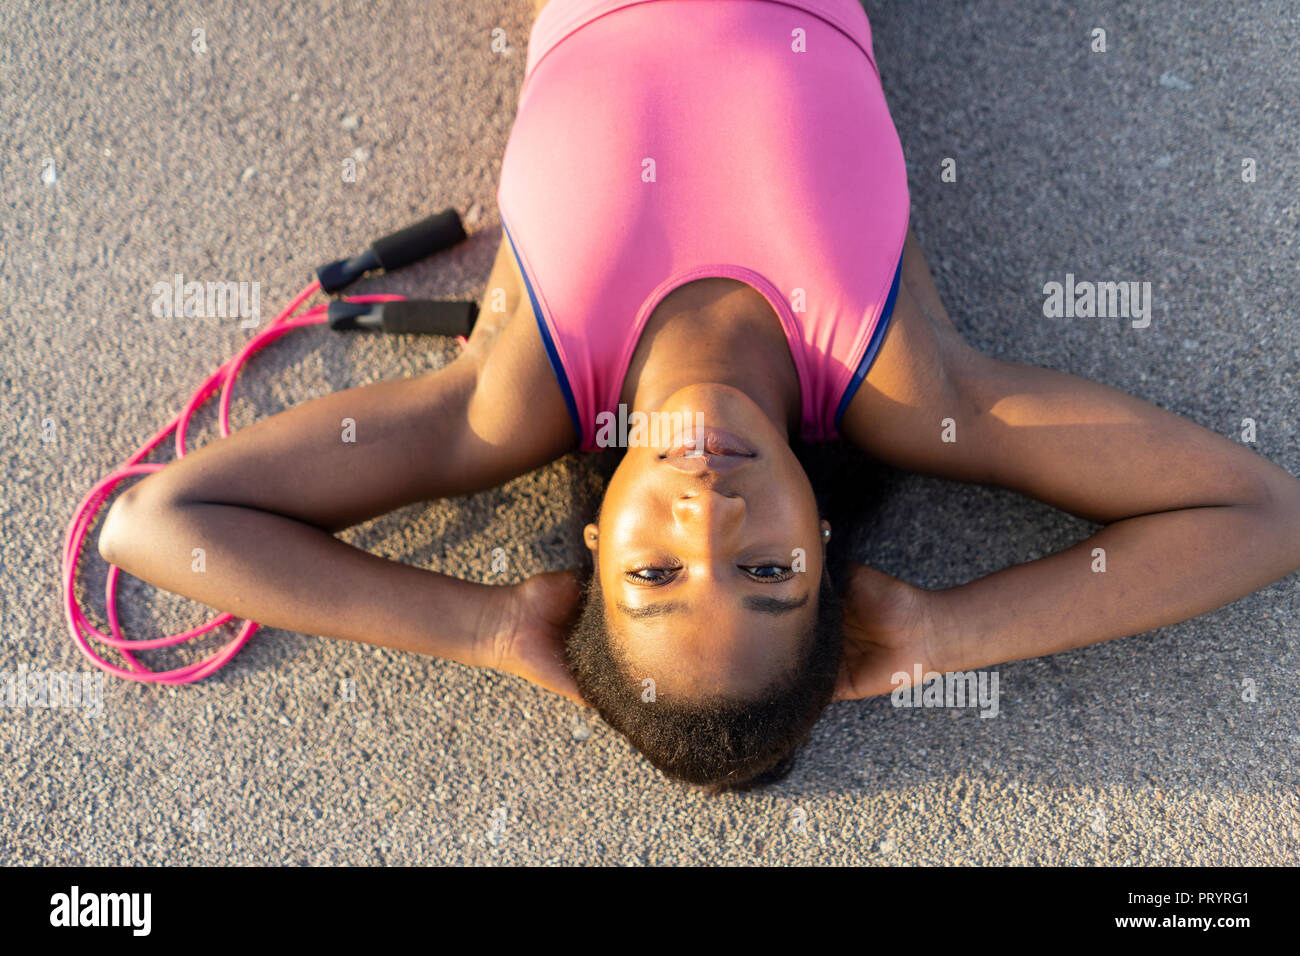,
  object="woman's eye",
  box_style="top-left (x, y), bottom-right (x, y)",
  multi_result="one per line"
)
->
top-left (623, 565), bottom-right (794, 584)
top-left (624, 567), bottom-right (678, 584)
top-left (742, 565), bottom-right (795, 582)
